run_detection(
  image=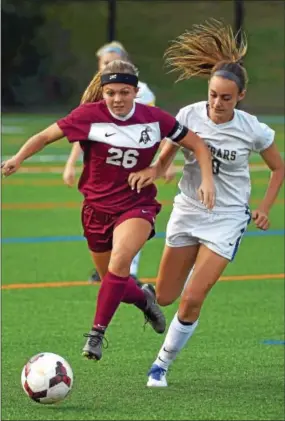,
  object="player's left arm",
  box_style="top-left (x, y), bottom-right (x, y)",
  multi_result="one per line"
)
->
top-left (151, 140), bottom-right (179, 181)
top-left (252, 142), bottom-right (285, 230)
top-left (158, 139), bottom-right (176, 183)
